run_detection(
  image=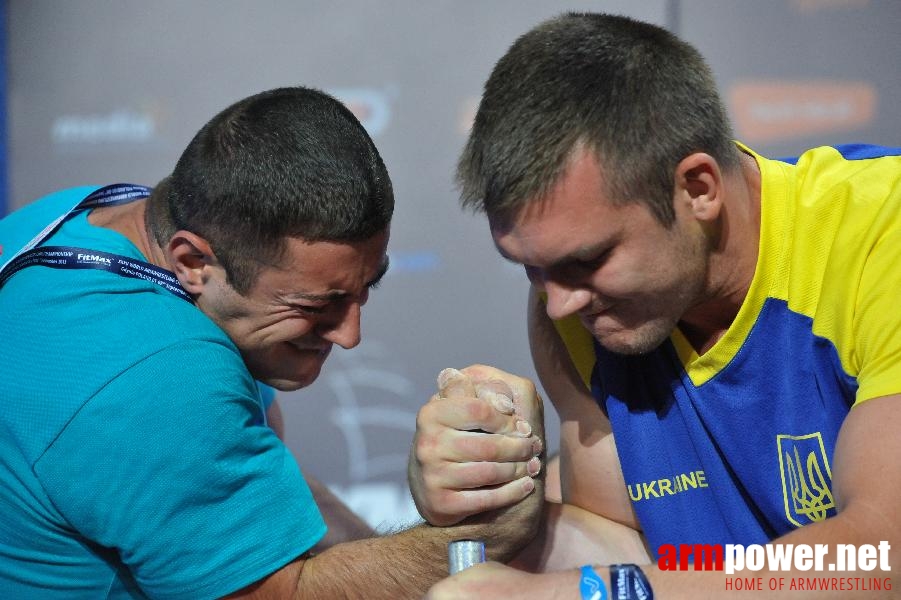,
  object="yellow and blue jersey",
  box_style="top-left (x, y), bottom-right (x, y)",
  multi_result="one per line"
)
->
top-left (554, 143), bottom-right (901, 553)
